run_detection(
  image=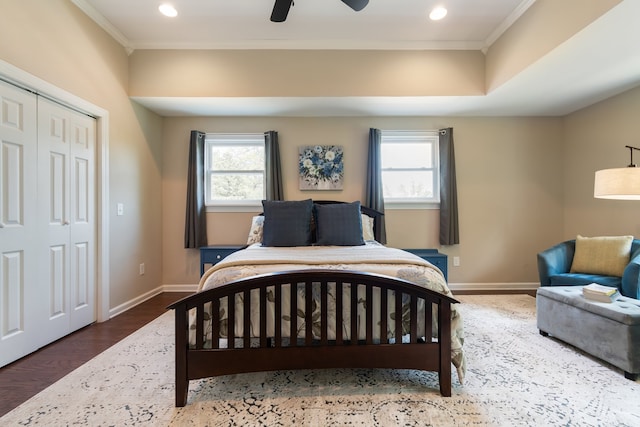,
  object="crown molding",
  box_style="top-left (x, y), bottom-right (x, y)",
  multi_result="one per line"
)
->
top-left (130, 39), bottom-right (487, 51)
top-left (483, 0), bottom-right (537, 52)
top-left (71, 0), bottom-right (134, 55)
